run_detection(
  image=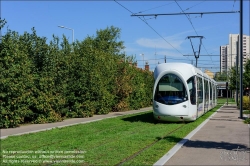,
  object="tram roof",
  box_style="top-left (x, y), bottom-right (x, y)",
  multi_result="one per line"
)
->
top-left (154, 63), bottom-right (212, 82)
